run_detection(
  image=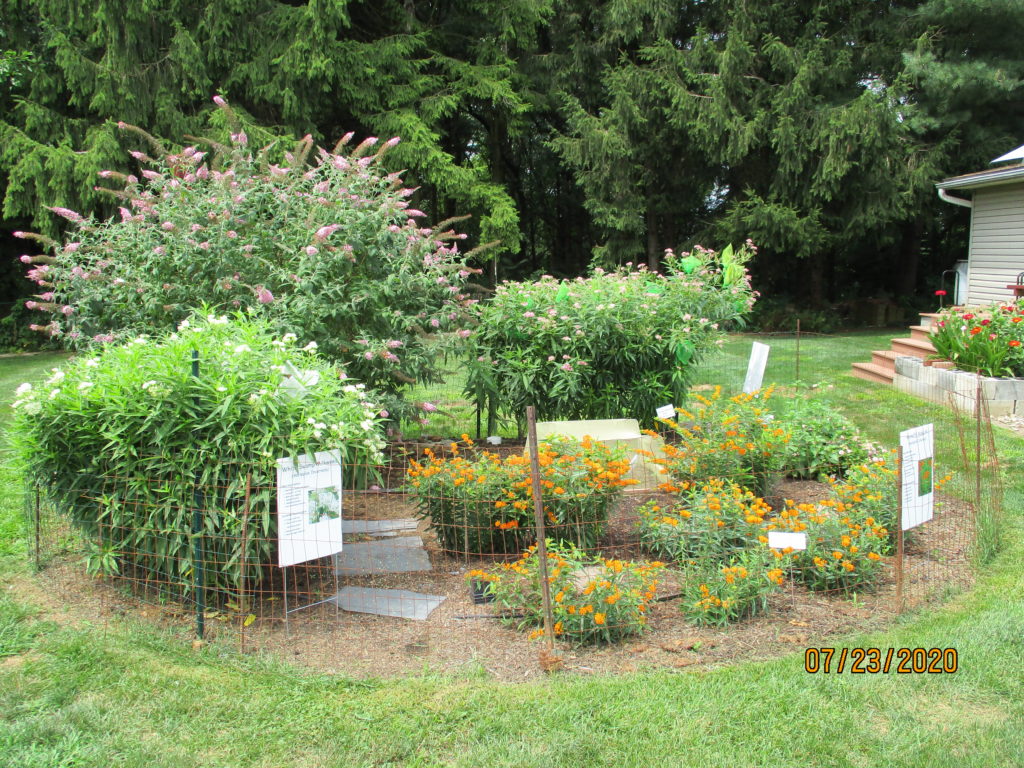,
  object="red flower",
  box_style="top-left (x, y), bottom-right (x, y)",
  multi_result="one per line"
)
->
top-left (935, 290), bottom-right (947, 296)
top-left (1010, 340), bottom-right (1022, 348)
top-left (963, 313), bottom-right (975, 320)
top-left (1014, 317), bottom-right (1022, 323)
top-left (981, 318), bottom-right (991, 326)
